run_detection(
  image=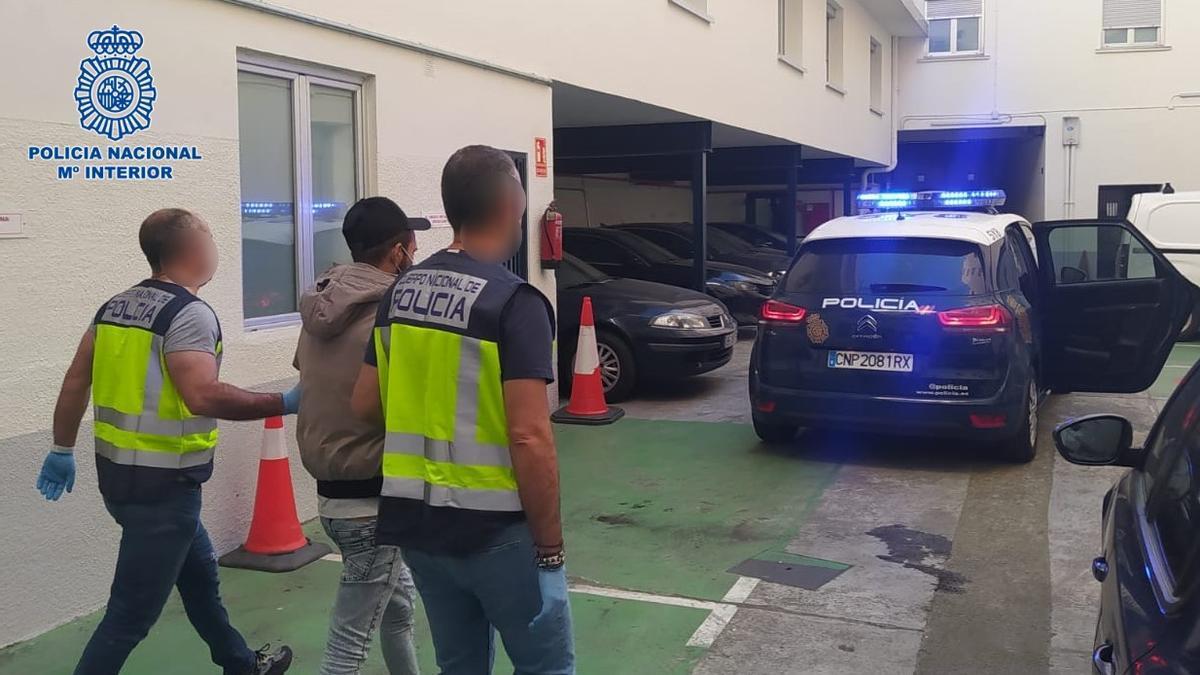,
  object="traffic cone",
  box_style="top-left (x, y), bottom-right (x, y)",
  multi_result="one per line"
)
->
top-left (552, 297), bottom-right (625, 425)
top-left (219, 416), bottom-right (330, 573)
